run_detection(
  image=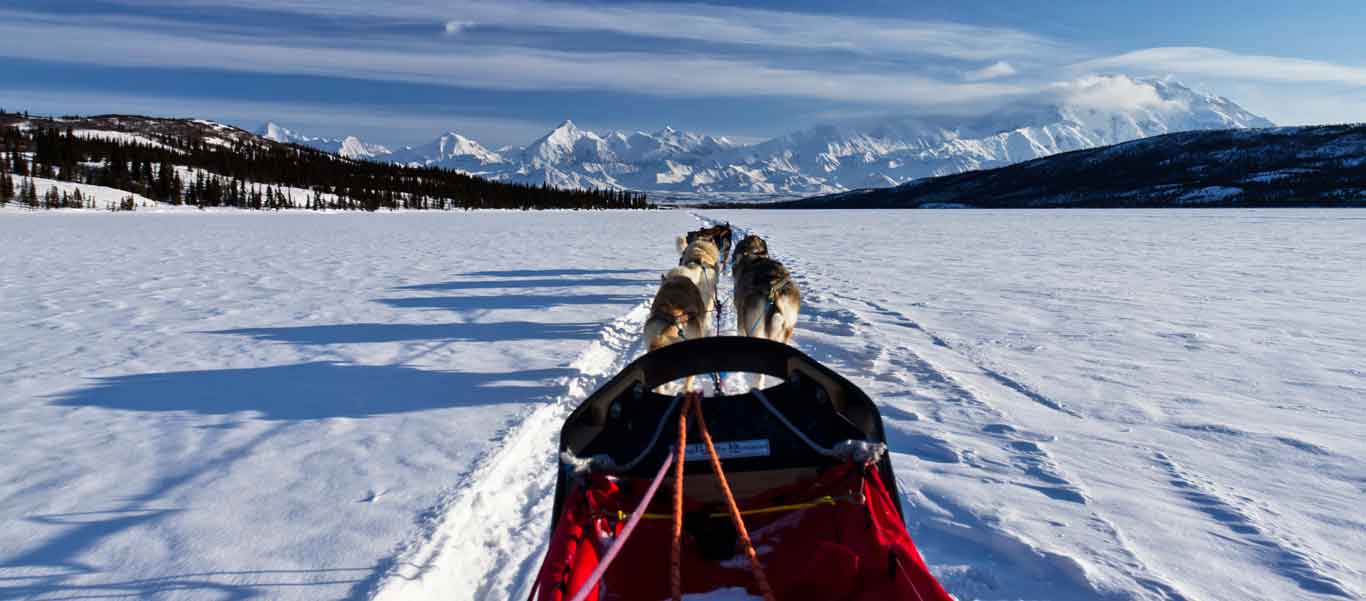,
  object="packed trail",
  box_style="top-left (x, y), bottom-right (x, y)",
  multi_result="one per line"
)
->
top-left (2, 210), bottom-right (1361, 601)
top-left (368, 215), bottom-right (759, 601)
